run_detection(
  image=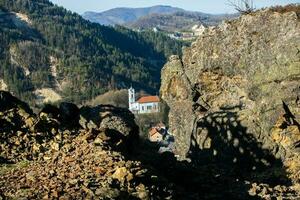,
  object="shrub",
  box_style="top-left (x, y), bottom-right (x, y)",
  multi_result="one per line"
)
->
top-left (87, 89), bottom-right (129, 108)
